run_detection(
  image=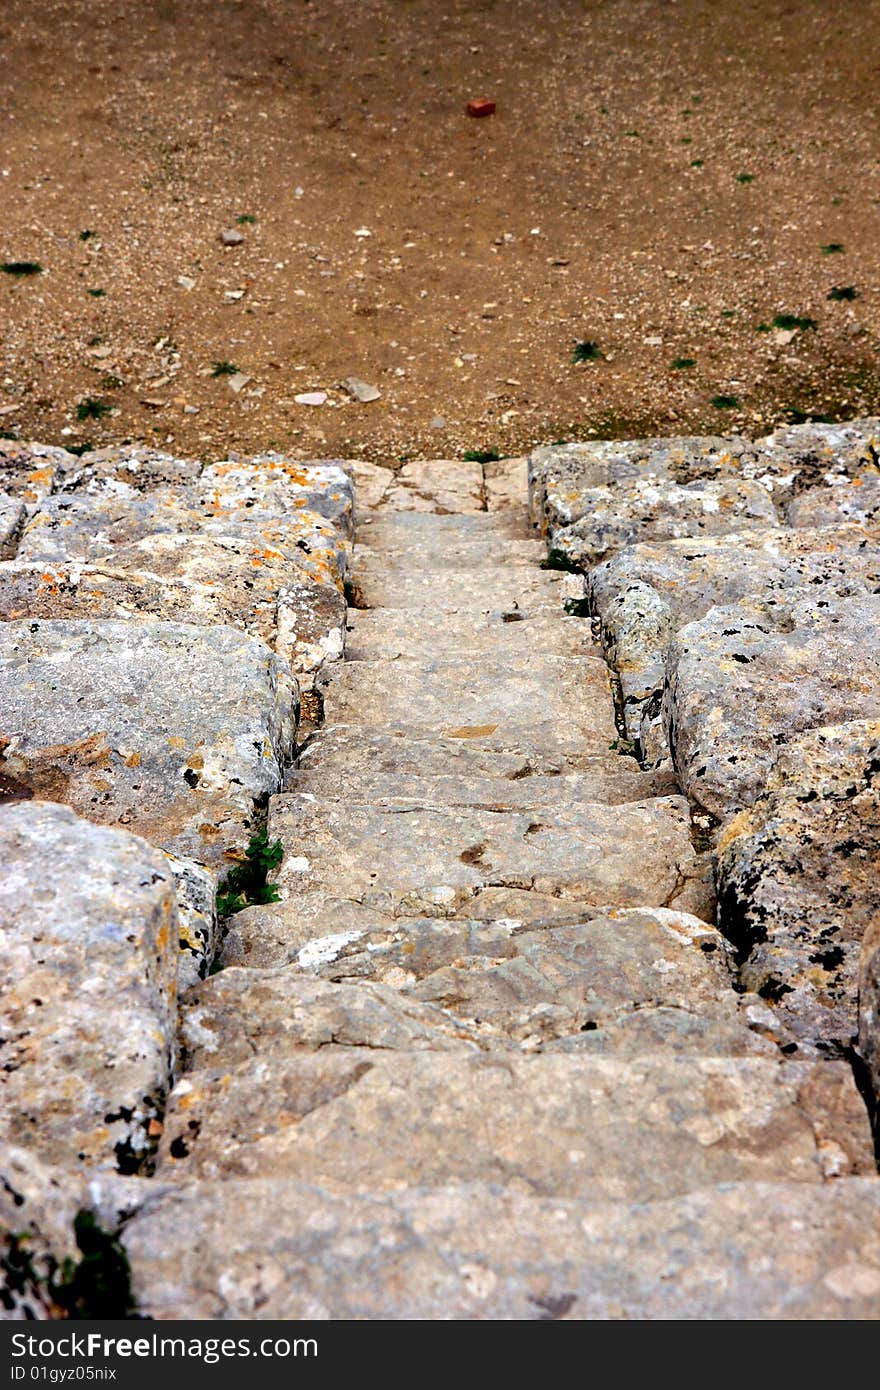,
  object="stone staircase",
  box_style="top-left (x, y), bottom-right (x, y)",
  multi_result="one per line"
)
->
top-left (127, 456), bottom-right (879, 1318)
top-left (2, 443), bottom-right (879, 1320)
